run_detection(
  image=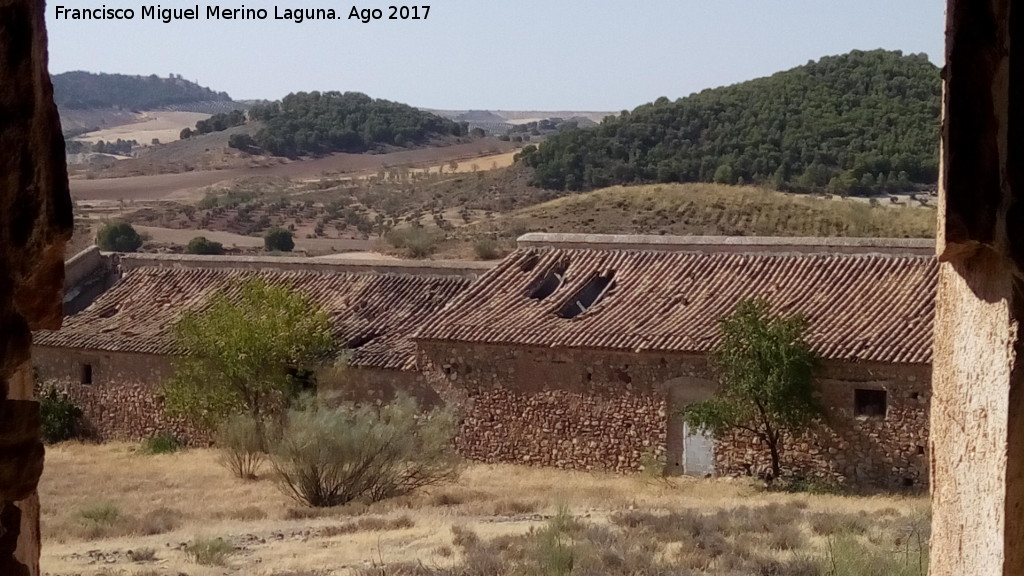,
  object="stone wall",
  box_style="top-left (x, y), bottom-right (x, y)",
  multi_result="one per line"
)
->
top-left (318, 366), bottom-right (442, 409)
top-left (417, 341), bottom-right (931, 488)
top-left (31, 346), bottom-right (434, 444)
top-left (714, 362), bottom-right (931, 489)
top-left (417, 342), bottom-right (709, 473)
top-left (32, 347), bottom-right (208, 444)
